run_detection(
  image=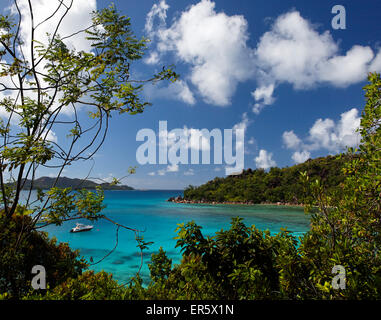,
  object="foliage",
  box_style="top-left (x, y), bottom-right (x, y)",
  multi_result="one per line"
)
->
top-left (0, 2), bottom-right (177, 300)
top-left (148, 247), bottom-right (172, 283)
top-left (1, 2), bottom-right (379, 299)
top-left (0, 211), bottom-right (87, 299)
top-left (0, 3), bottom-right (177, 225)
top-left (19, 73), bottom-right (379, 301)
top-left (294, 72), bottom-right (381, 299)
top-left (26, 271), bottom-right (127, 300)
top-left (184, 155), bottom-right (348, 204)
